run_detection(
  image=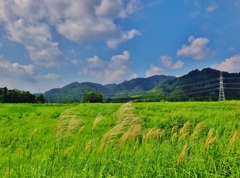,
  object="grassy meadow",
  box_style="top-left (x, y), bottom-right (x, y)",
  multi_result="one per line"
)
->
top-left (0, 101), bottom-right (240, 177)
